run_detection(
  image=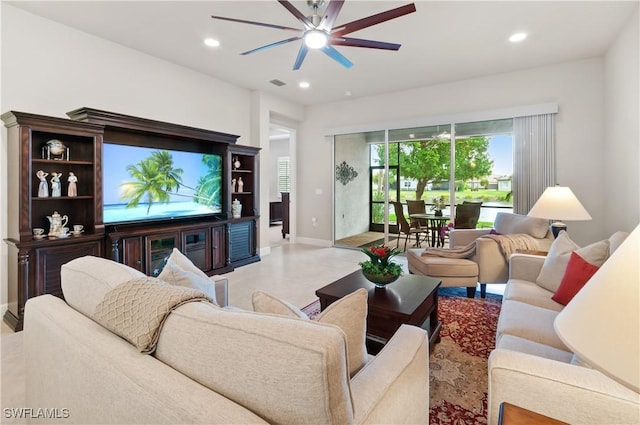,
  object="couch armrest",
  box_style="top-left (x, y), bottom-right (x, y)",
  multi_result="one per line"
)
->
top-left (475, 237), bottom-right (510, 283)
top-left (449, 228), bottom-right (492, 248)
top-left (488, 349), bottom-right (640, 425)
top-left (509, 254), bottom-right (546, 282)
top-left (350, 325), bottom-right (429, 425)
top-left (211, 276), bottom-right (228, 307)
